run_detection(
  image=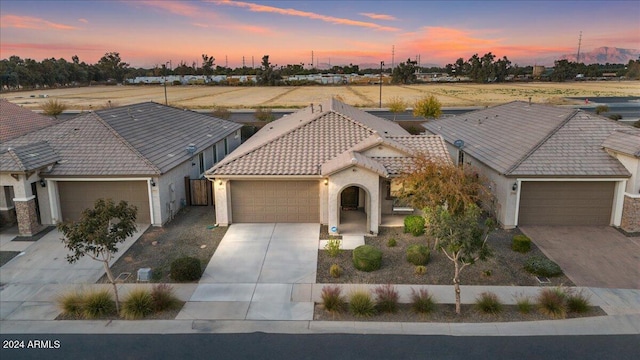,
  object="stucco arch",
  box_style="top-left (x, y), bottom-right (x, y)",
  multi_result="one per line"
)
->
top-left (327, 166), bottom-right (380, 235)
